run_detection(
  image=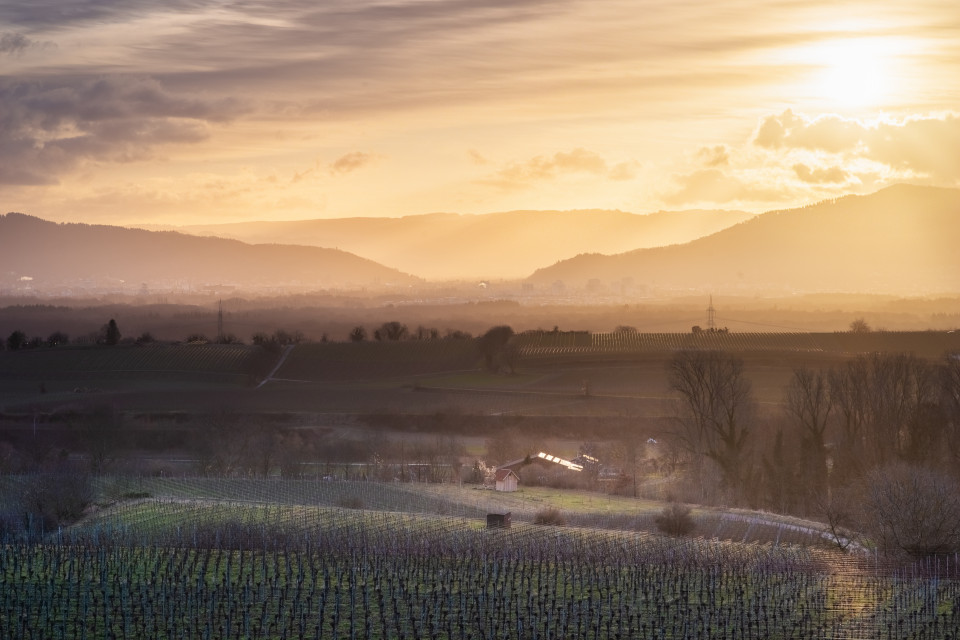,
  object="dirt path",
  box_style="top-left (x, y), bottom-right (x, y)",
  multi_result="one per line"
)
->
top-left (256, 344), bottom-right (295, 389)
